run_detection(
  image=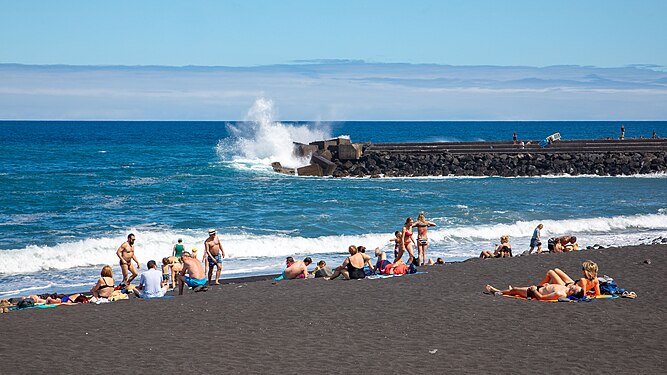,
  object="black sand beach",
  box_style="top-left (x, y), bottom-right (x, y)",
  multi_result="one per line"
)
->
top-left (1, 244), bottom-right (665, 374)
